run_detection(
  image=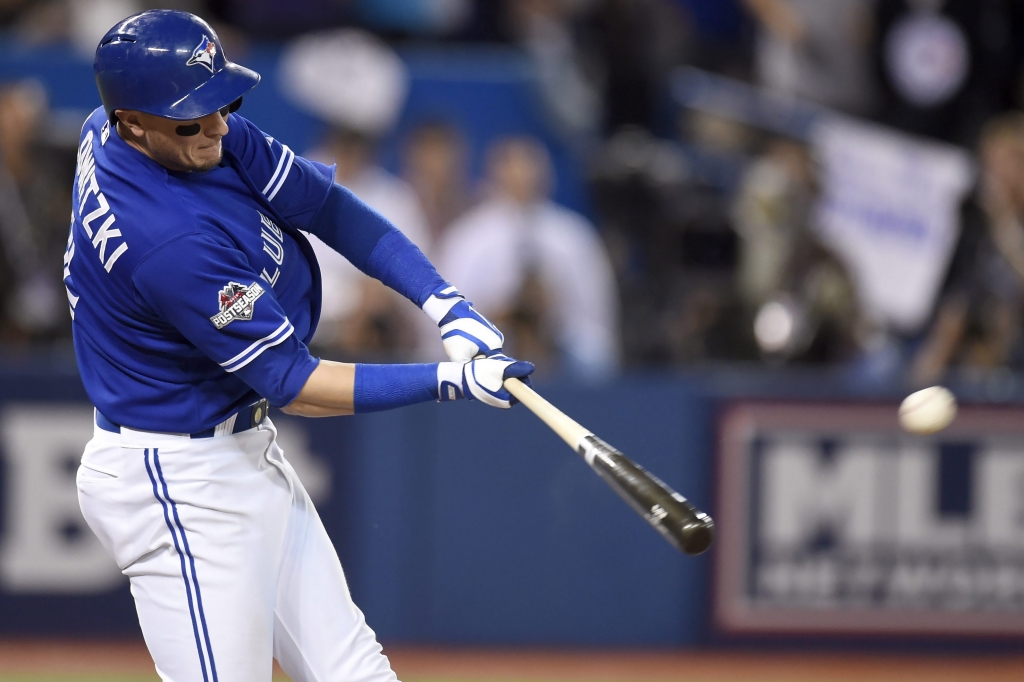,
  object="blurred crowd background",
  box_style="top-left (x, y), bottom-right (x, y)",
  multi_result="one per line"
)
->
top-left (2, 0), bottom-right (1024, 390)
